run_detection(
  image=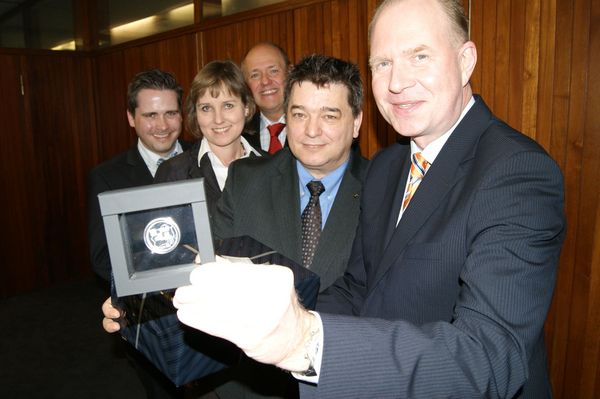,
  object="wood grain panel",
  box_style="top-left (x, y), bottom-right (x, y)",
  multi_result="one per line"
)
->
top-left (20, 53), bottom-right (97, 287)
top-left (93, 51), bottom-right (130, 161)
top-left (579, 7), bottom-right (600, 398)
top-left (0, 54), bottom-right (46, 297)
top-left (561, 0), bottom-right (595, 394)
top-left (544, 1), bottom-right (577, 394)
top-left (521, 0), bottom-right (540, 139)
top-left (201, 11), bottom-right (295, 66)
